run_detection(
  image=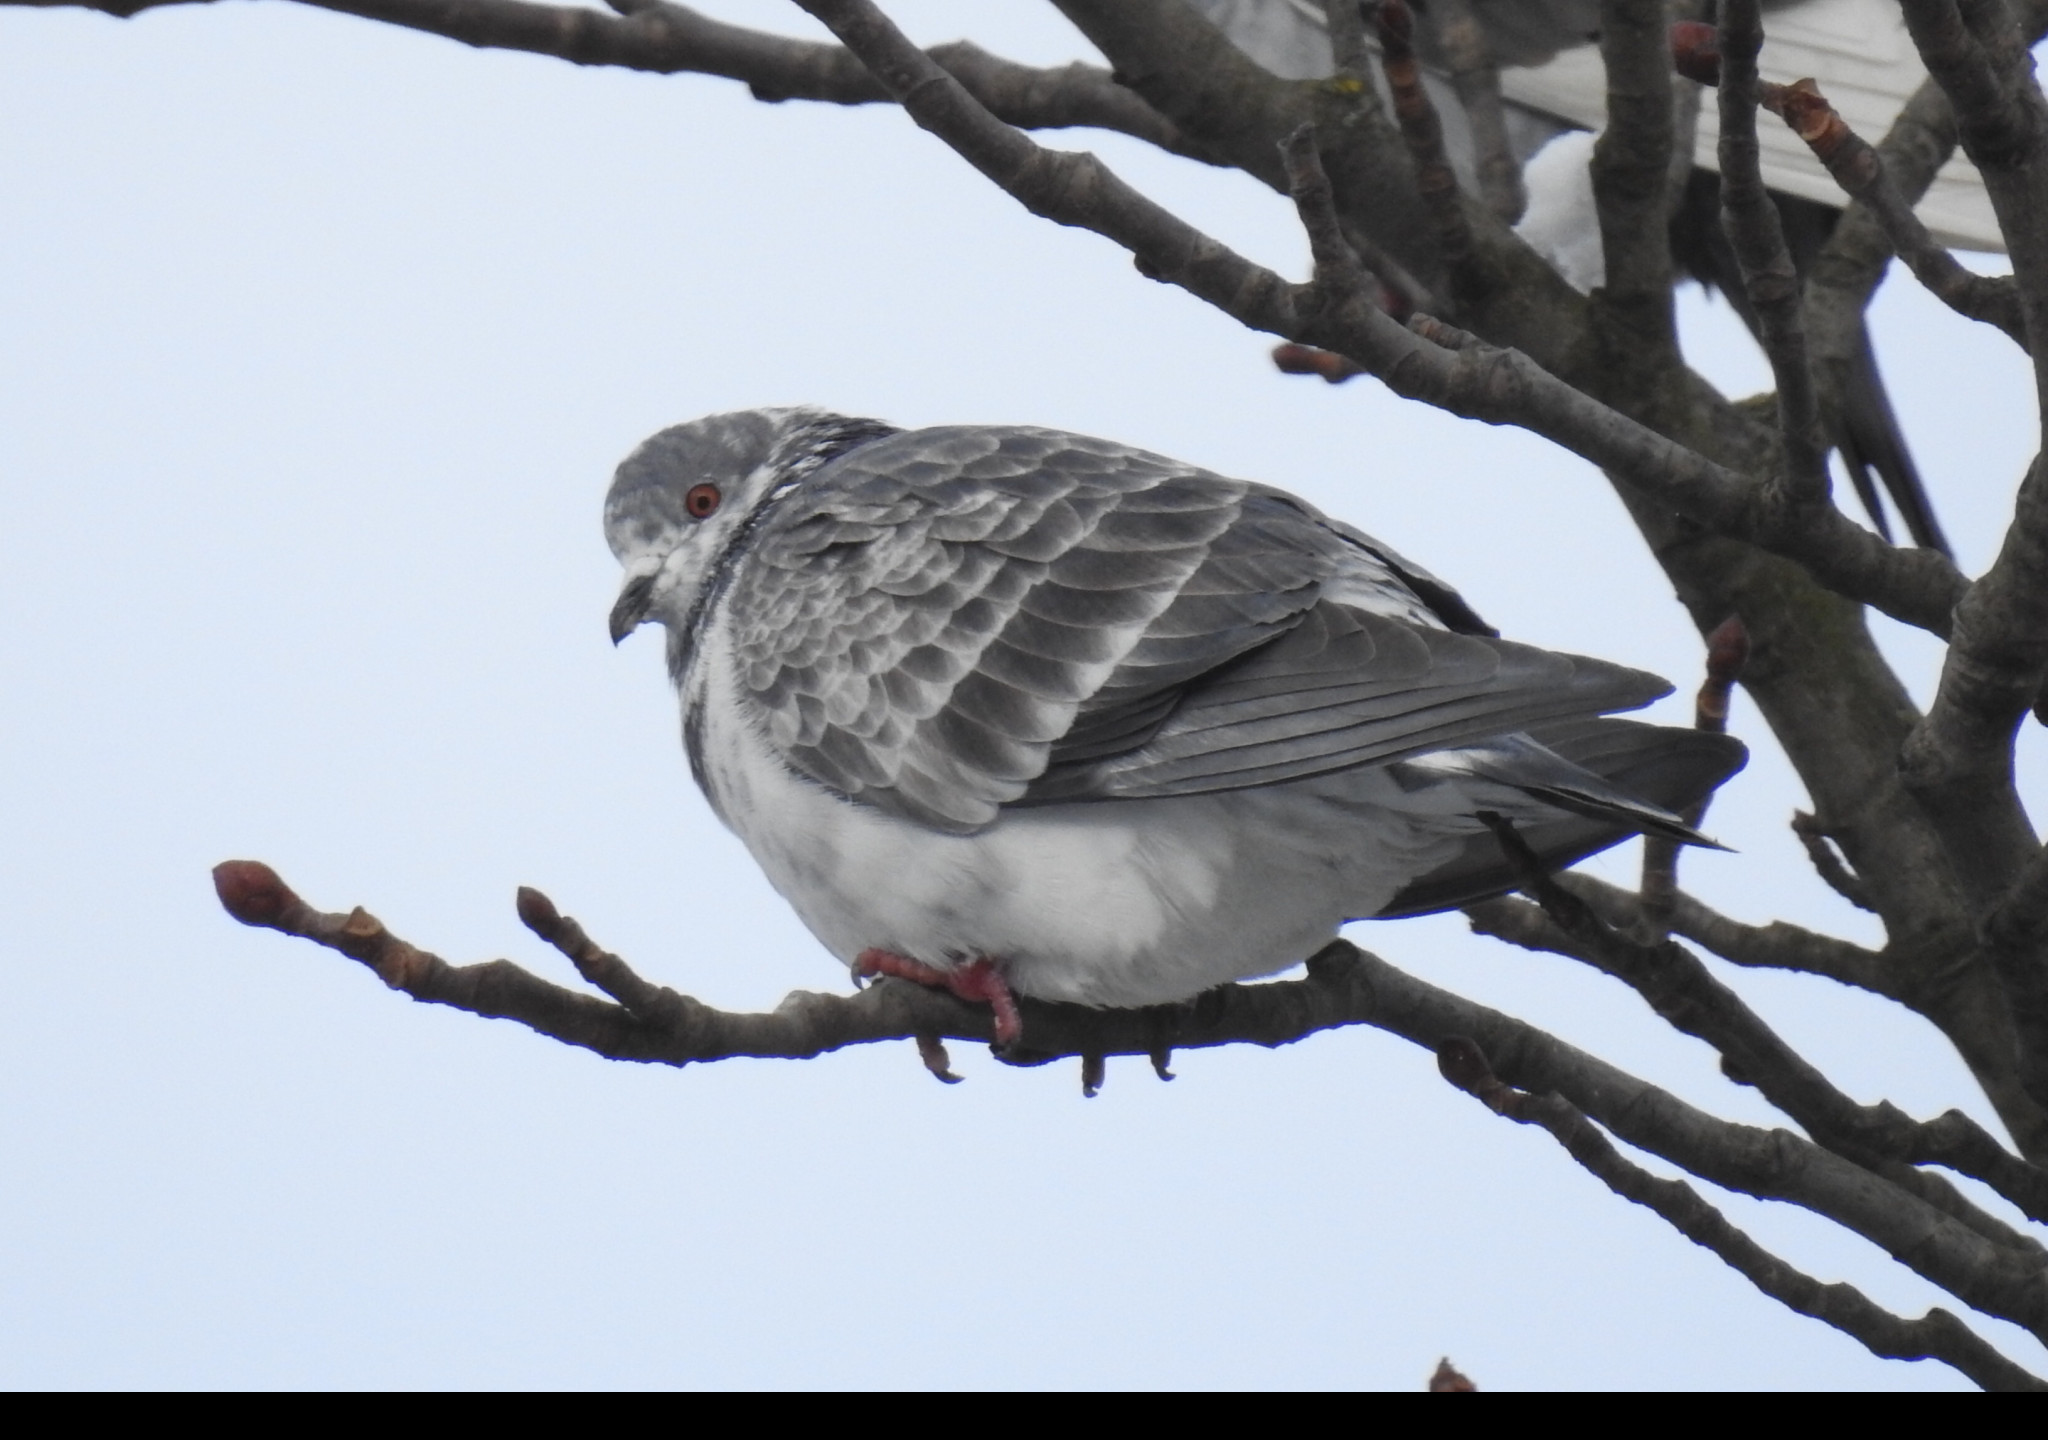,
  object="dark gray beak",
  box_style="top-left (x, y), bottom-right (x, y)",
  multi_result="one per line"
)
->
top-left (609, 572), bottom-right (656, 645)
